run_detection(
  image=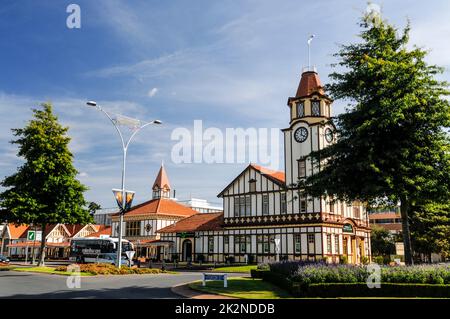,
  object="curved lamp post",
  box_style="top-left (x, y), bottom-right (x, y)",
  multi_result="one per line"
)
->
top-left (86, 101), bottom-right (162, 268)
